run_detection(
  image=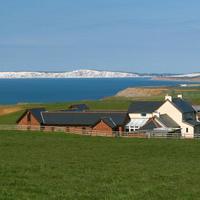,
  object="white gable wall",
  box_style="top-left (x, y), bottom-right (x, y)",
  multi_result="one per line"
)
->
top-left (157, 101), bottom-right (194, 138)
